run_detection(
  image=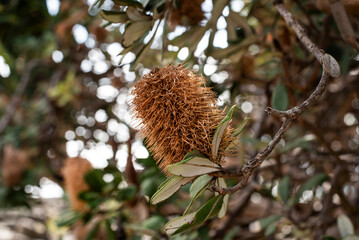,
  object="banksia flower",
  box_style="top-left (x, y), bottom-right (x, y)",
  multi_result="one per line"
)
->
top-left (168, 0), bottom-right (205, 28)
top-left (1, 144), bottom-right (30, 187)
top-left (131, 65), bottom-right (233, 171)
top-left (62, 157), bottom-right (93, 212)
